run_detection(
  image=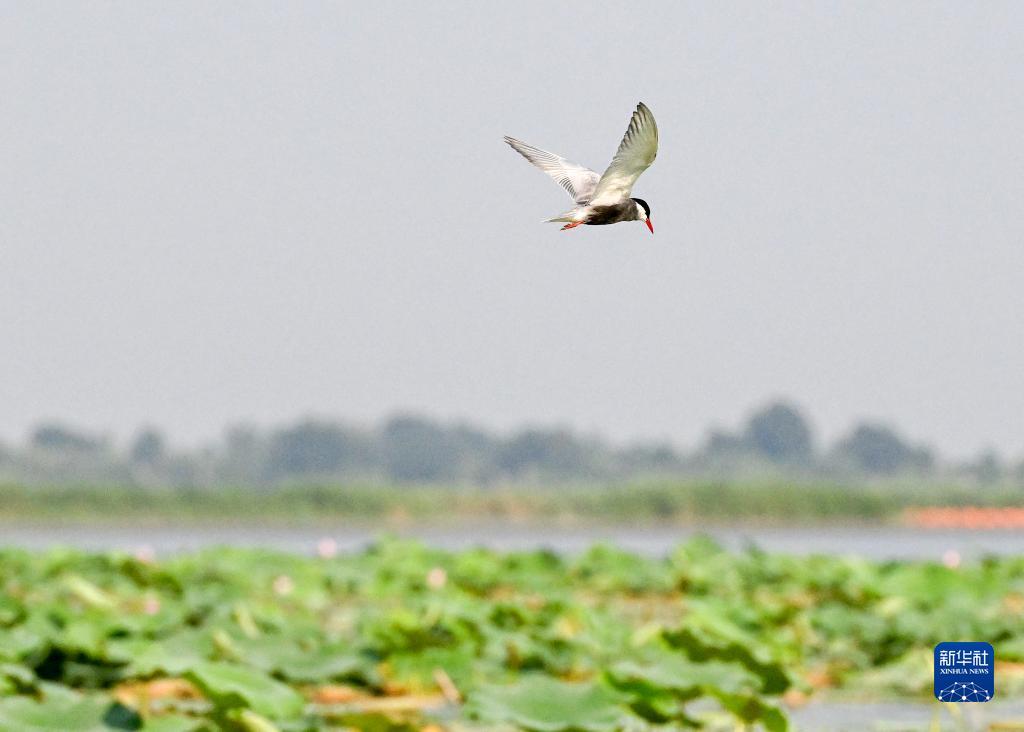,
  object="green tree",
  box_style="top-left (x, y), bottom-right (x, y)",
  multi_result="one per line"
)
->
top-left (965, 449), bottom-right (1002, 486)
top-left (831, 423), bottom-right (933, 475)
top-left (497, 429), bottom-right (601, 479)
top-left (743, 402), bottom-right (815, 465)
top-left (129, 427), bottom-right (166, 465)
top-left (381, 415), bottom-right (460, 482)
top-left (31, 423), bottom-right (101, 453)
top-left (266, 420), bottom-right (373, 481)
